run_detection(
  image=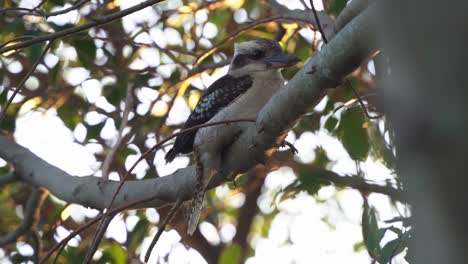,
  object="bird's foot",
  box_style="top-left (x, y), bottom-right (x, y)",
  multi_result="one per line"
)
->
top-left (281, 140), bottom-right (298, 155)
